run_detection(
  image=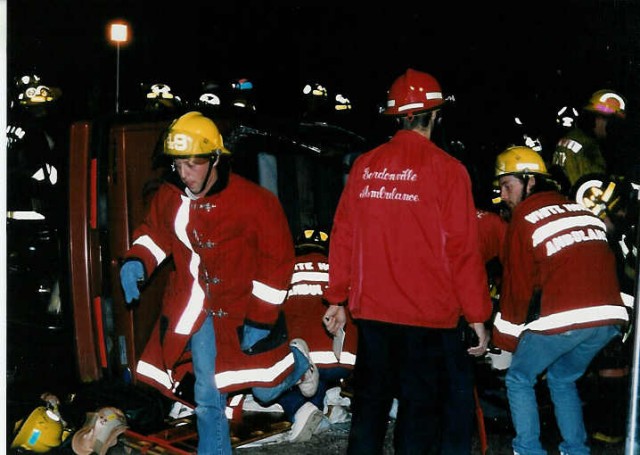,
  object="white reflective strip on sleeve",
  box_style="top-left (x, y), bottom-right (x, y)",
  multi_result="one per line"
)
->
top-left (252, 280), bottom-right (288, 305)
top-left (216, 352), bottom-right (296, 390)
top-left (291, 271), bottom-right (329, 283)
top-left (174, 196), bottom-right (205, 335)
top-left (311, 350), bottom-right (356, 367)
top-left (340, 351), bottom-right (357, 366)
top-left (133, 235), bottom-right (167, 264)
top-left (136, 360), bottom-right (173, 389)
top-left (620, 292), bottom-right (634, 308)
top-left (619, 236), bottom-right (630, 256)
top-left (531, 215), bottom-right (606, 247)
top-left (566, 139), bottom-right (582, 153)
top-left (225, 407), bottom-right (234, 420)
top-left (525, 305), bottom-right (629, 332)
top-left (493, 312), bottom-right (525, 338)
top-left (7, 210), bottom-right (45, 220)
